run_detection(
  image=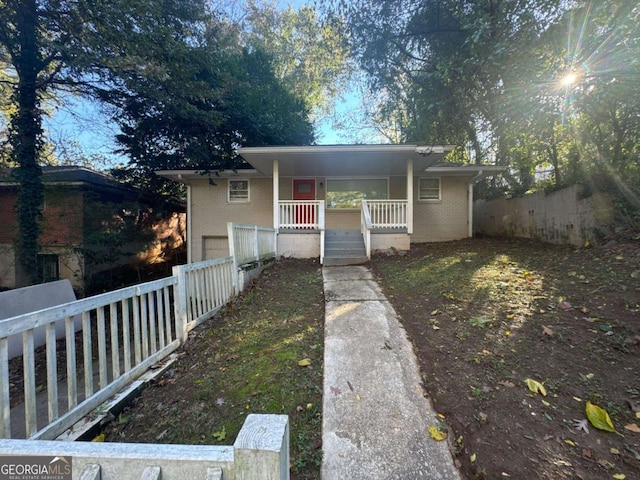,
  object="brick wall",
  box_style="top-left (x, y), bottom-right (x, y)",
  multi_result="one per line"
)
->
top-left (412, 176), bottom-right (471, 243)
top-left (190, 177), bottom-right (273, 261)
